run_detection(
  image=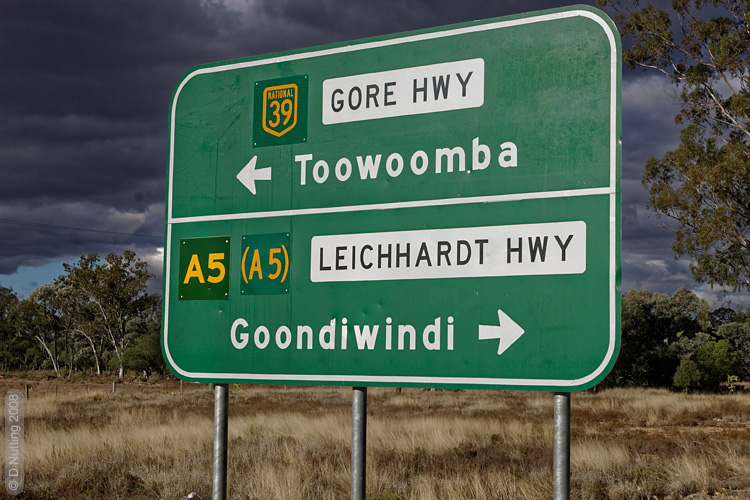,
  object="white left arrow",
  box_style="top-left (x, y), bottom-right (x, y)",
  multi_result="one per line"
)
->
top-left (236, 156), bottom-right (271, 195)
top-left (478, 309), bottom-right (525, 356)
